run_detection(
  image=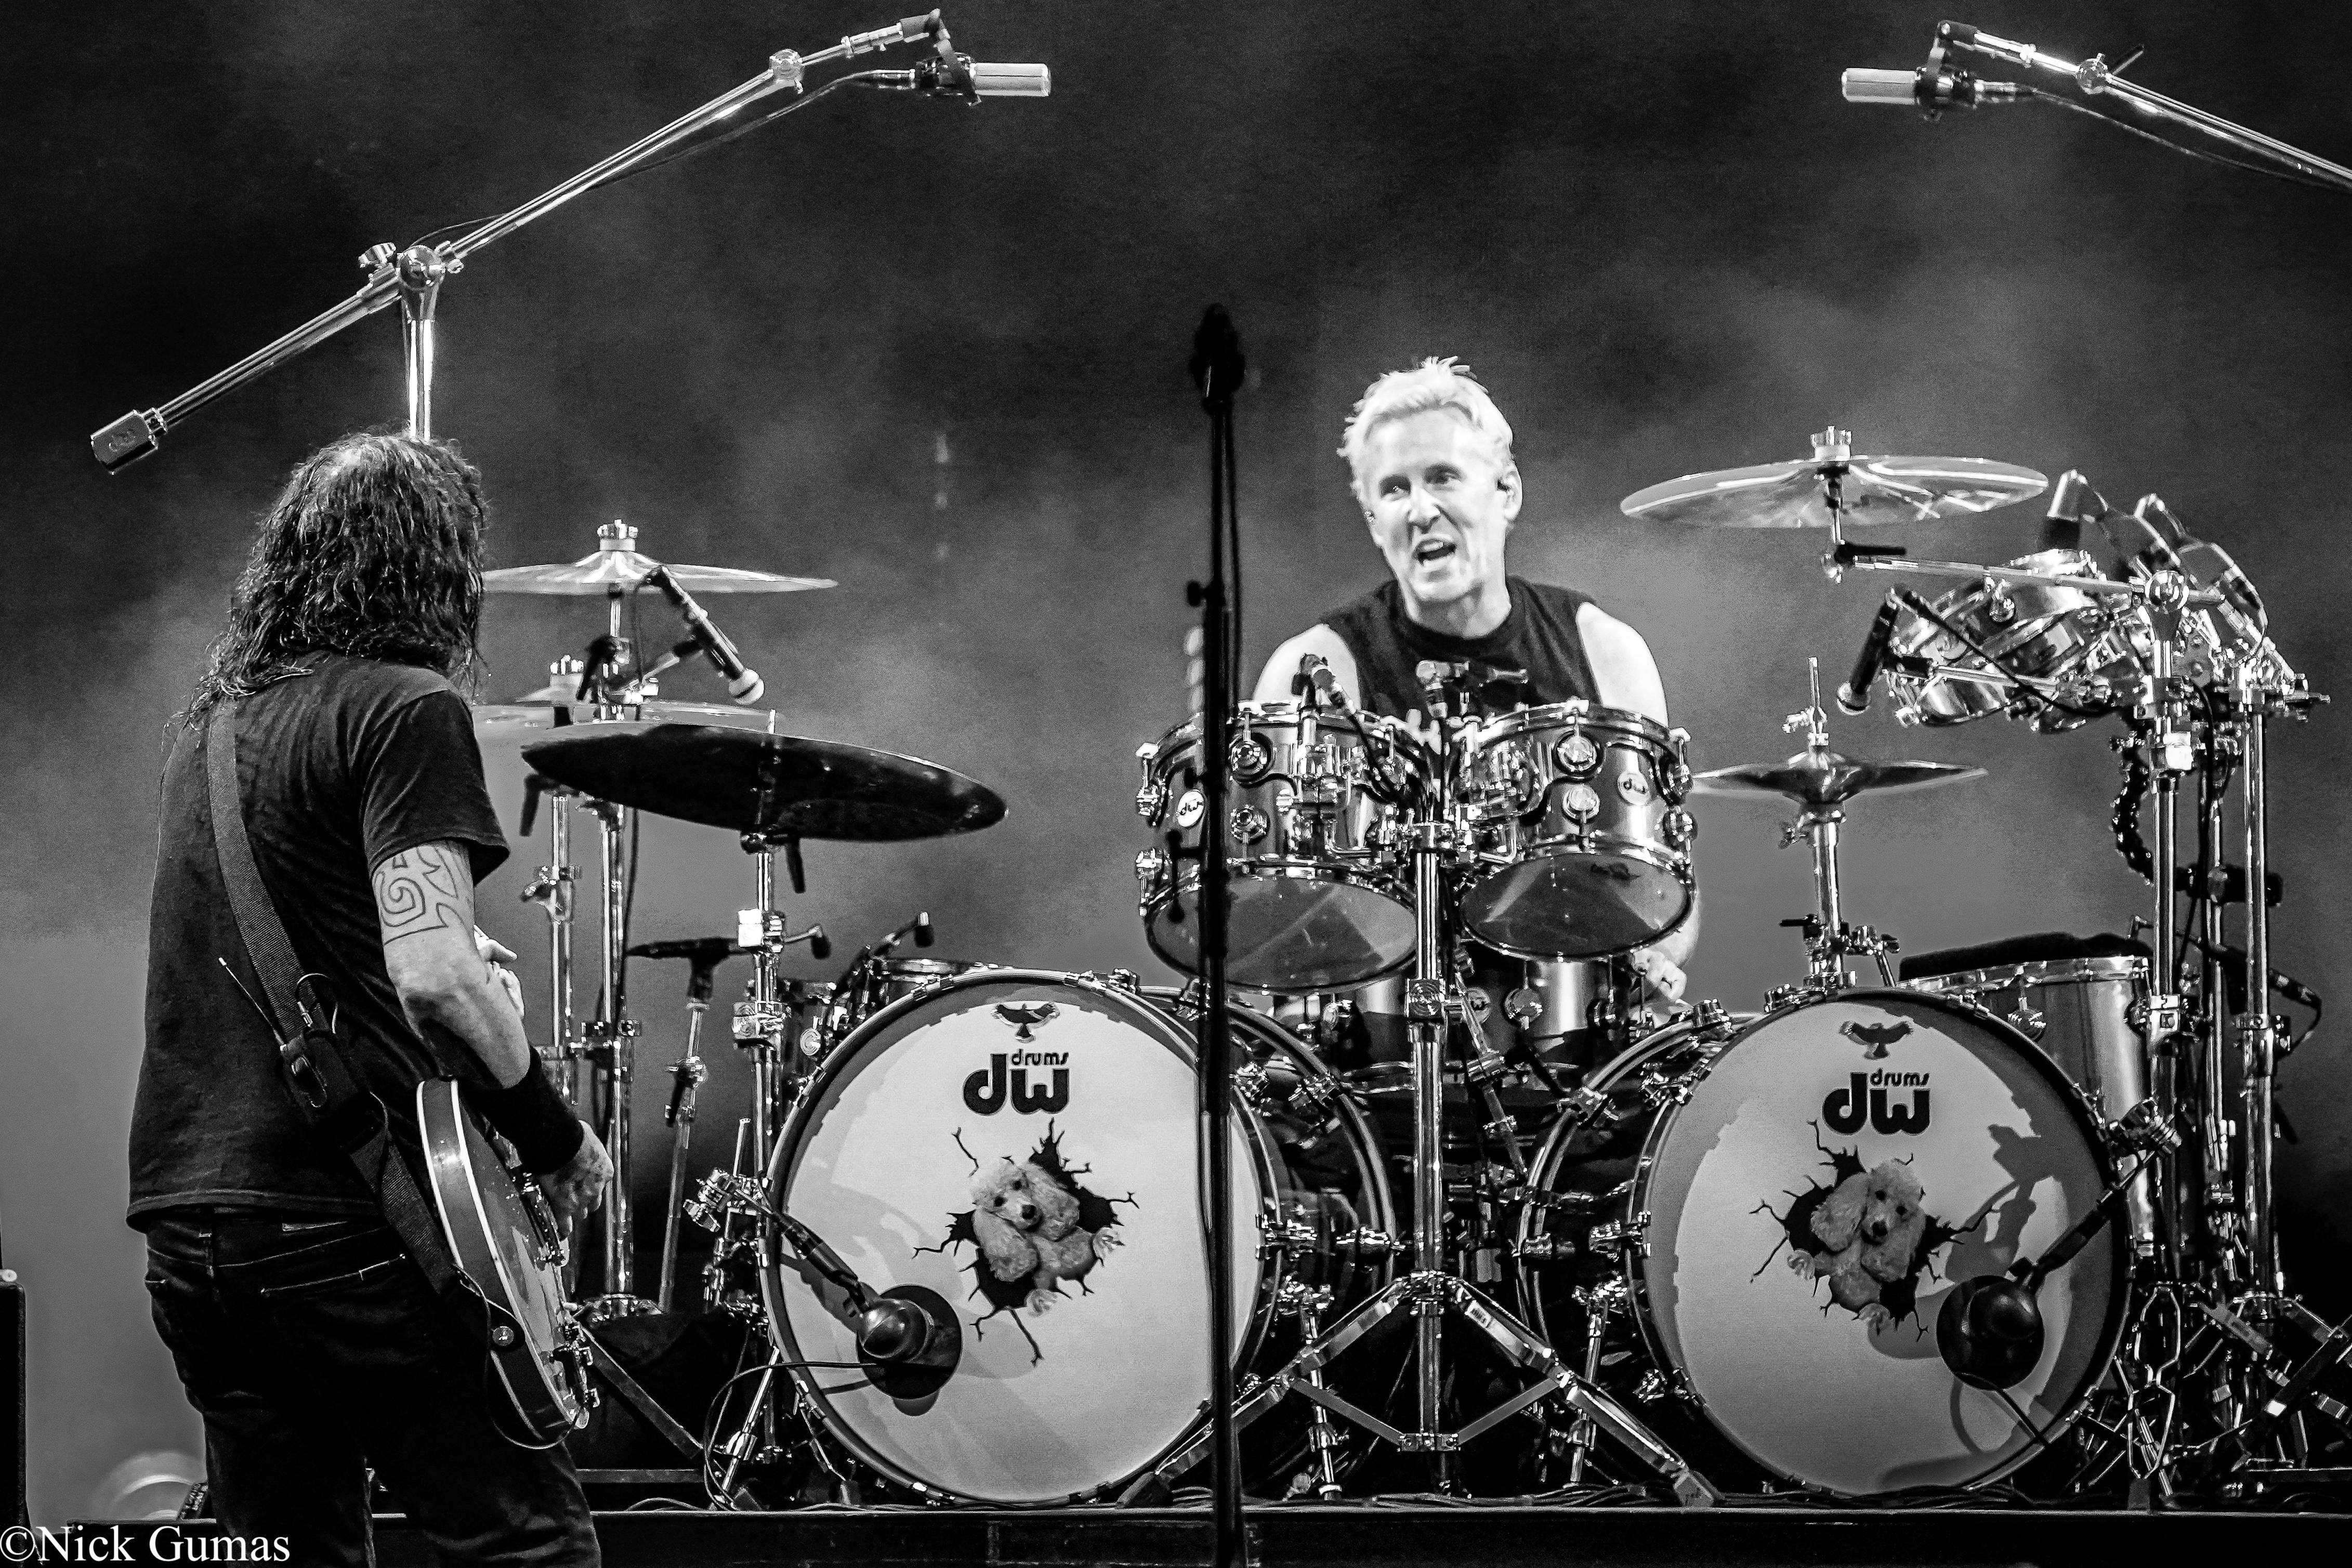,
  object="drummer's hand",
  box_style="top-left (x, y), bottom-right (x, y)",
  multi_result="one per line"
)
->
top-left (475, 927), bottom-right (525, 1020)
top-left (1632, 948), bottom-right (1688, 1009)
